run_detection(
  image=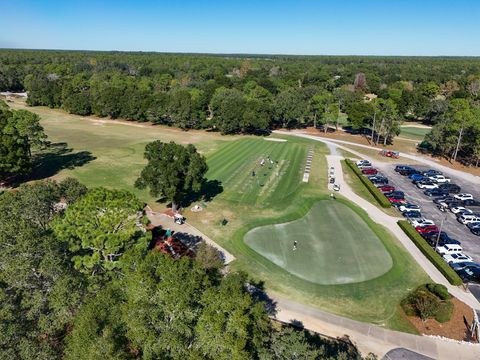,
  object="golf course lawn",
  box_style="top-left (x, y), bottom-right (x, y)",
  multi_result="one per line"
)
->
top-left (400, 126), bottom-right (431, 141)
top-left (244, 201), bottom-right (393, 285)
top-left (10, 101), bottom-right (430, 333)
